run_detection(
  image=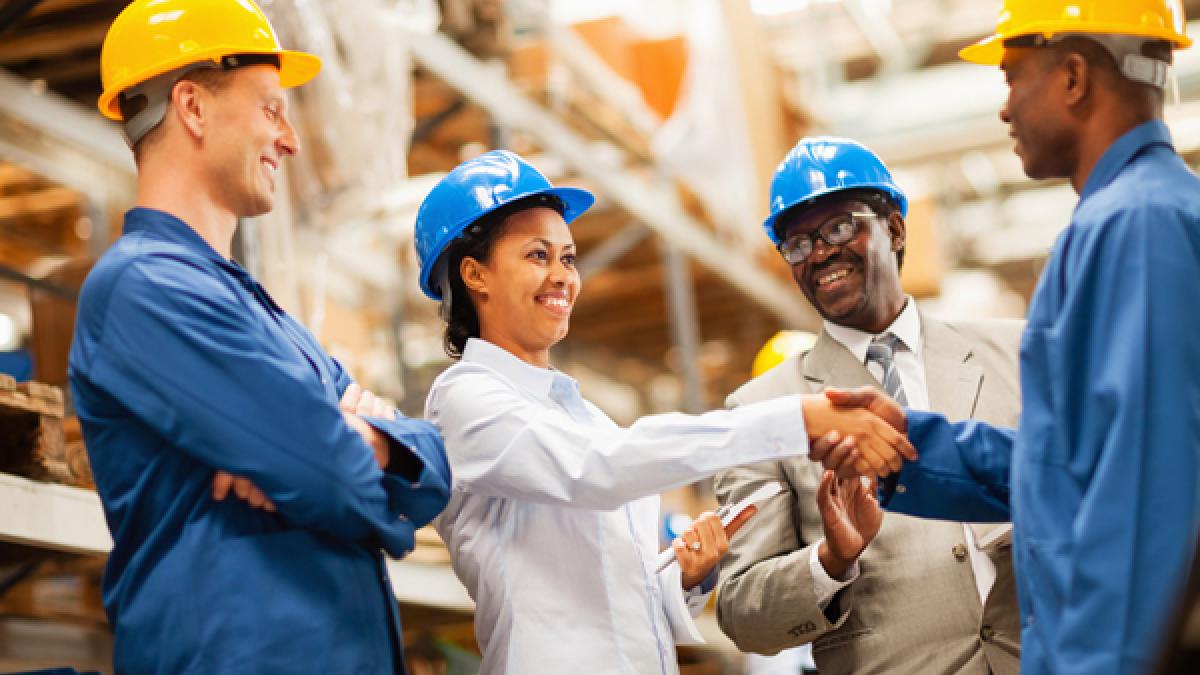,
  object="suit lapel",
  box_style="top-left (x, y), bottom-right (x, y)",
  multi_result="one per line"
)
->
top-left (802, 329), bottom-right (879, 391)
top-left (921, 315), bottom-right (984, 422)
top-left (802, 317), bottom-right (985, 421)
